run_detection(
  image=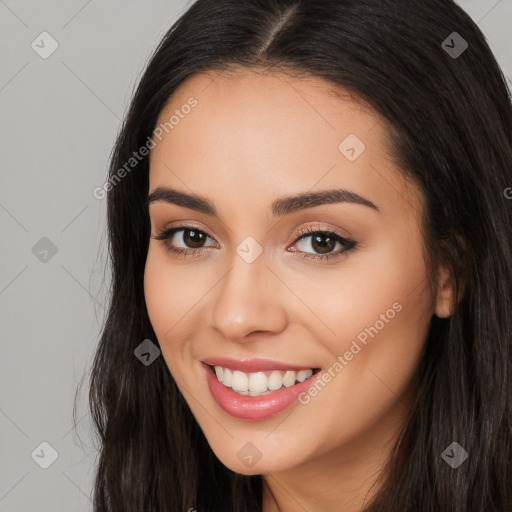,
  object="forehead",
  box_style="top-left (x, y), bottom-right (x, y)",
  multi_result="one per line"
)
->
top-left (148, 68), bottom-right (421, 222)
top-left (154, 67), bottom-right (384, 150)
